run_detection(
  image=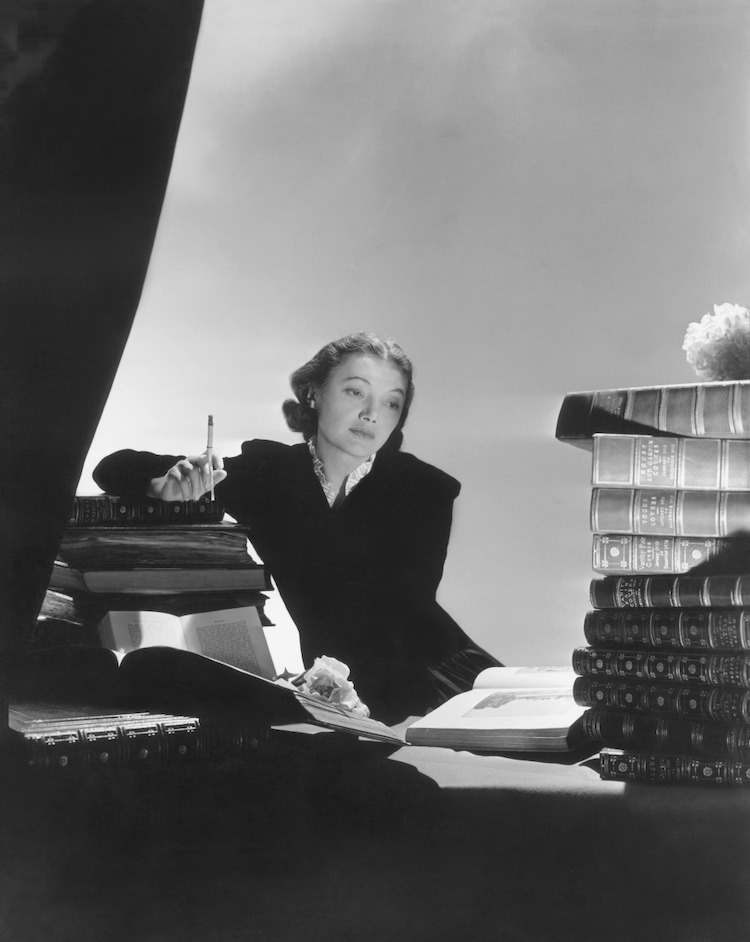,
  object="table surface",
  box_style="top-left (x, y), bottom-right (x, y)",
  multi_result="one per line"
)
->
top-left (2, 725), bottom-right (748, 942)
